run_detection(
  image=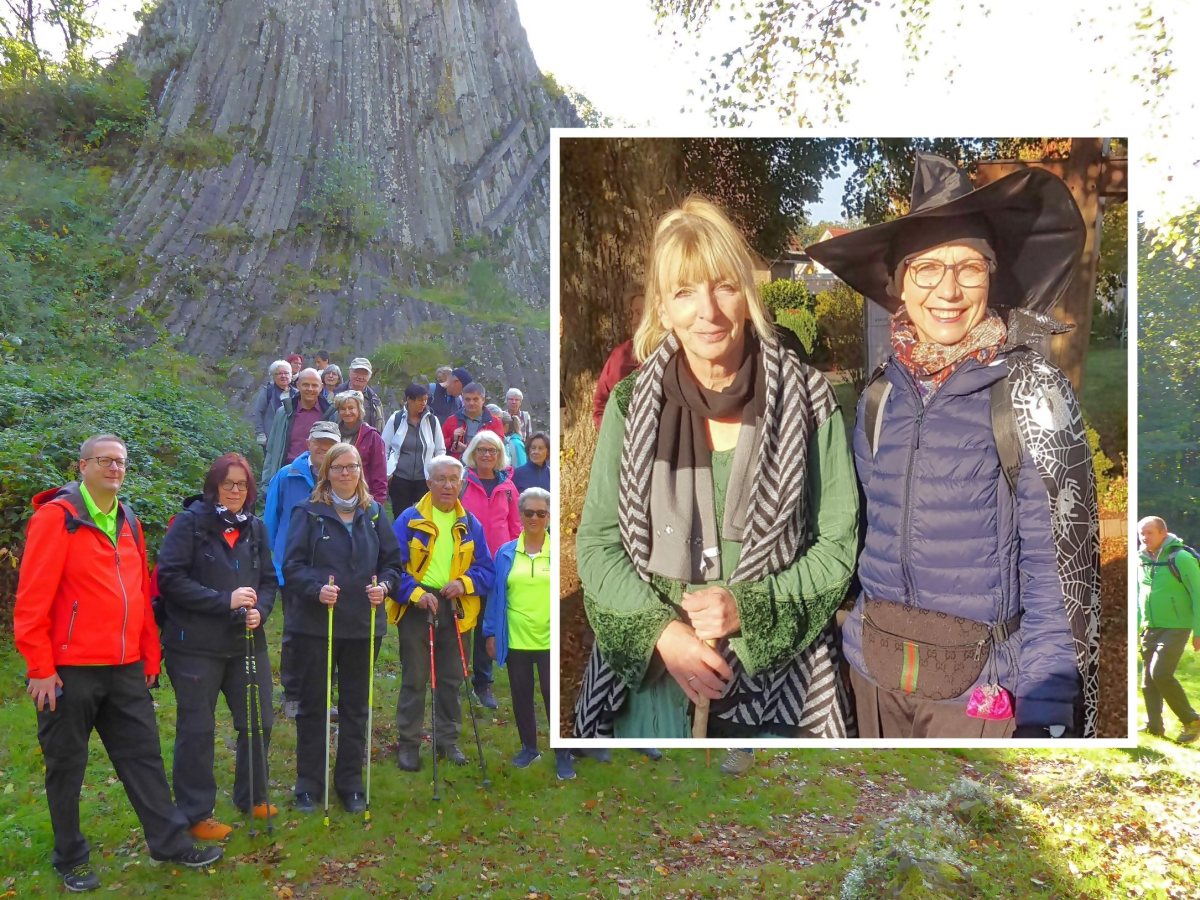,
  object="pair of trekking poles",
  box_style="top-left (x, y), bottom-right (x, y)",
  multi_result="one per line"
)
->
top-left (321, 576), bottom-right (378, 826)
top-left (243, 619), bottom-right (273, 837)
top-left (424, 589), bottom-right (490, 802)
